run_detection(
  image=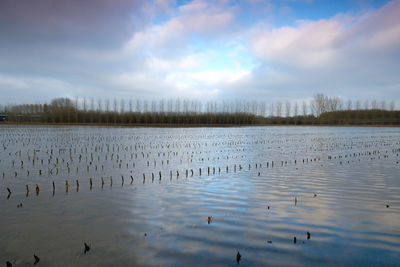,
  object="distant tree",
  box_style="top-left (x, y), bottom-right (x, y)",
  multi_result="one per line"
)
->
top-left (364, 100), bottom-right (369, 110)
top-left (381, 100), bottom-right (386, 110)
top-left (90, 98), bottom-right (94, 123)
top-left (269, 102), bottom-right (274, 117)
top-left (105, 99), bottom-right (110, 124)
top-left (113, 99), bottom-right (118, 123)
top-left (355, 100), bottom-right (361, 110)
top-left (129, 99), bottom-right (133, 123)
top-left (312, 94), bottom-right (326, 117)
top-left (276, 101), bottom-right (282, 117)
top-left (294, 101), bottom-right (299, 117)
top-left (371, 100), bottom-right (378, 110)
top-left (285, 101), bottom-right (291, 118)
top-left (346, 99), bottom-right (352, 110)
top-left (120, 99), bottom-right (125, 123)
top-left (97, 99), bottom-right (102, 123)
top-left (302, 101), bottom-right (307, 116)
